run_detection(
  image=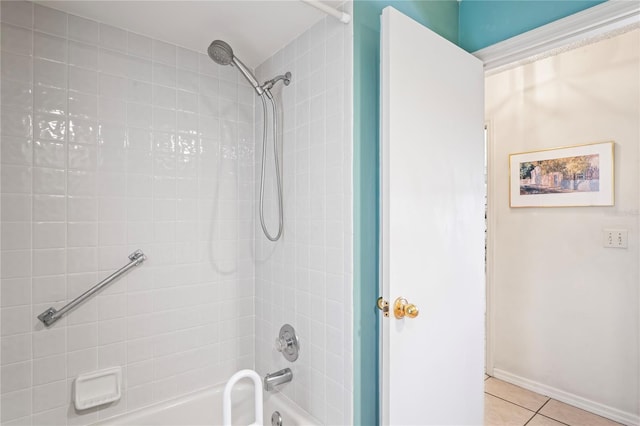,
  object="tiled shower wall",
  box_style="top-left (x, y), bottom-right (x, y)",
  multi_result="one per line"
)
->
top-left (0, 2), bottom-right (255, 424)
top-left (254, 6), bottom-right (353, 425)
